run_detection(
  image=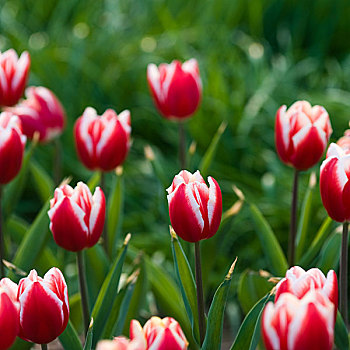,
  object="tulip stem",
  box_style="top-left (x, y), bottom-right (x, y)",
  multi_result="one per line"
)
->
top-left (195, 241), bottom-right (206, 345)
top-left (288, 170), bottom-right (299, 266)
top-left (100, 171), bottom-right (109, 253)
top-left (340, 222), bottom-right (349, 326)
top-left (53, 138), bottom-right (62, 186)
top-left (178, 122), bottom-right (186, 169)
top-left (41, 344), bottom-right (48, 350)
top-left (77, 250), bottom-right (90, 336)
top-left (0, 186), bottom-right (4, 278)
